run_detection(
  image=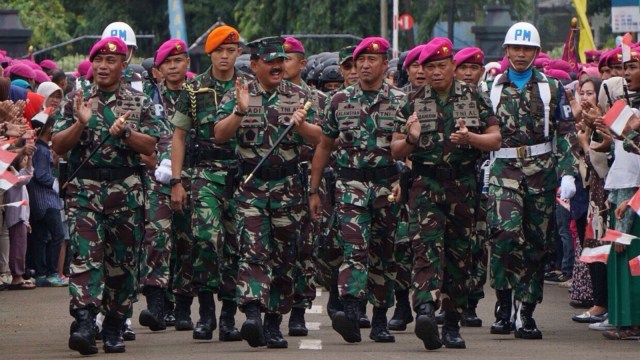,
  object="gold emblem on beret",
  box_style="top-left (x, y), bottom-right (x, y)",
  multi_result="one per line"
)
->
top-left (371, 42), bottom-right (379, 51)
top-left (442, 46), bottom-right (449, 54)
top-left (227, 33), bottom-right (237, 42)
top-left (108, 42), bottom-right (117, 52)
top-left (283, 43), bottom-right (291, 51)
top-left (475, 53), bottom-right (481, 59)
top-left (176, 43), bottom-right (182, 51)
